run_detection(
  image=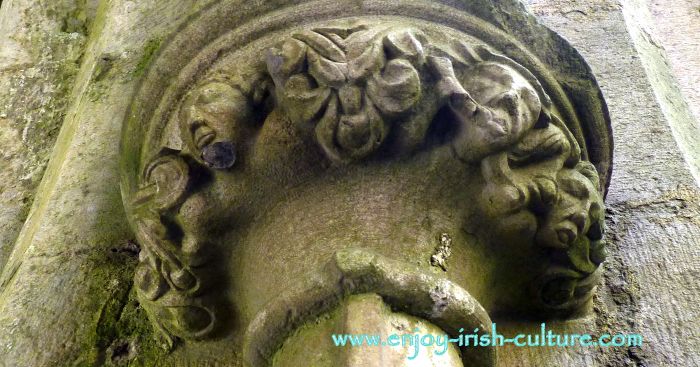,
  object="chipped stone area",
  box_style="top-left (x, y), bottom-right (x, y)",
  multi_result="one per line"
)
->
top-left (430, 233), bottom-right (452, 271)
top-left (429, 284), bottom-right (450, 318)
